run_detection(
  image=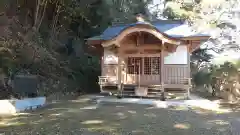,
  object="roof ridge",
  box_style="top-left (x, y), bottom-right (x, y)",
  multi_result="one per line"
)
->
top-left (110, 19), bottom-right (184, 27)
top-left (110, 22), bottom-right (131, 27)
top-left (151, 19), bottom-right (184, 24)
